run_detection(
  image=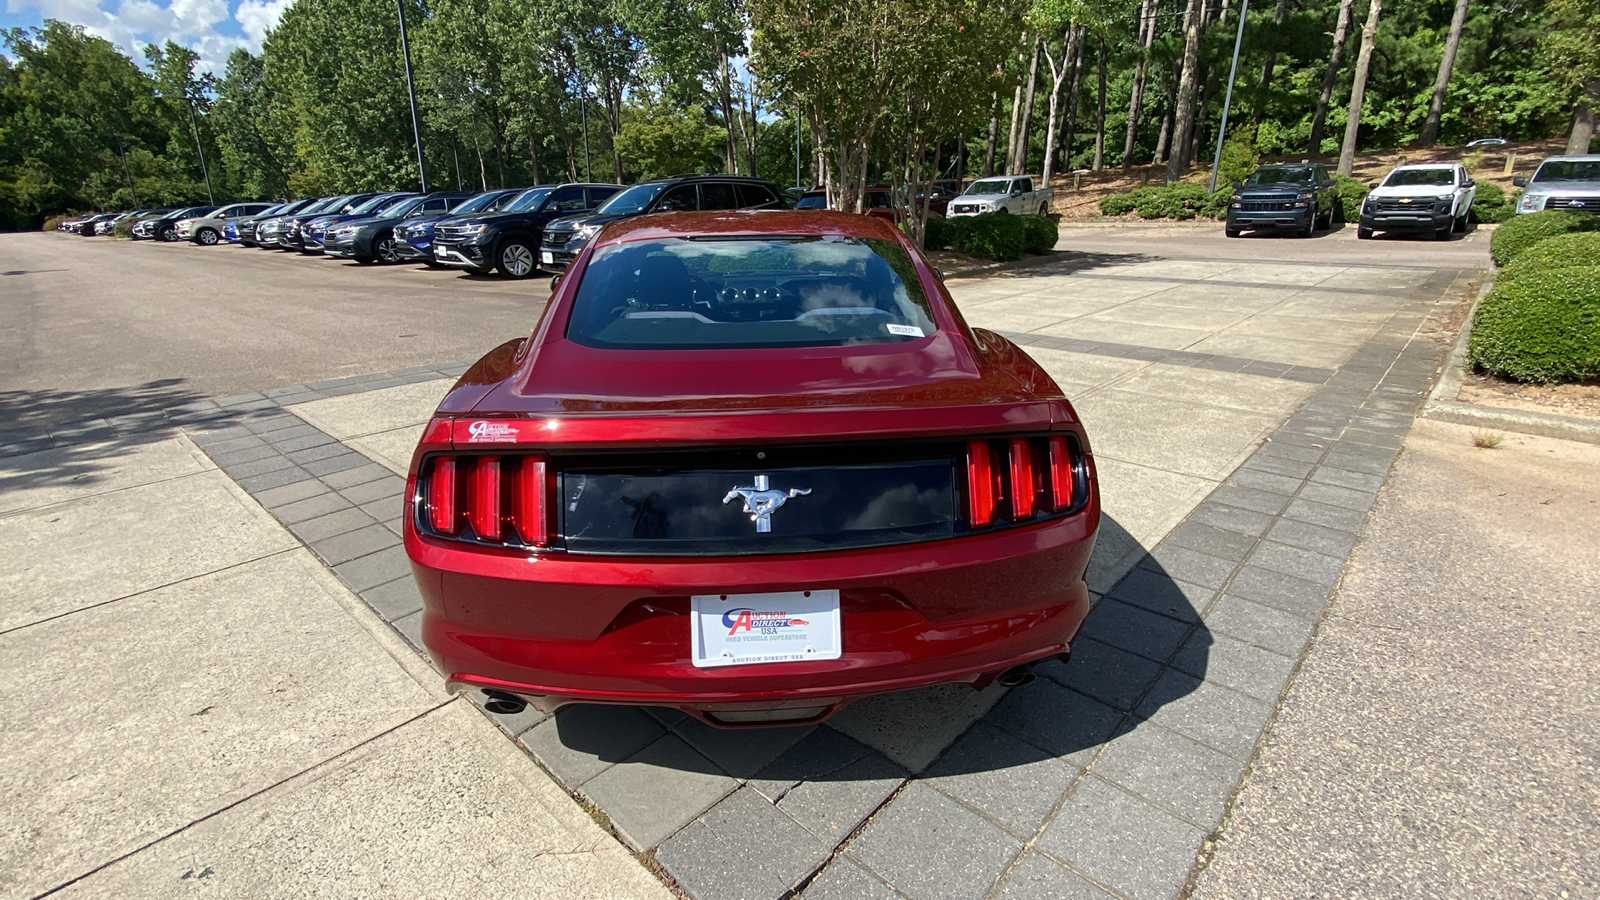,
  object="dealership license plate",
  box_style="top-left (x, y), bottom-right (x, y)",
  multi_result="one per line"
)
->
top-left (540, 251), bottom-right (554, 265)
top-left (689, 590), bottom-right (841, 668)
